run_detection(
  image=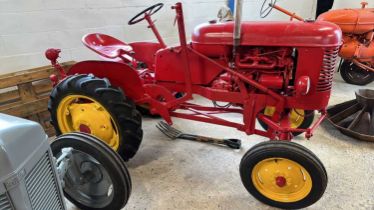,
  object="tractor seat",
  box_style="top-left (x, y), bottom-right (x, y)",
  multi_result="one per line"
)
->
top-left (82, 33), bottom-right (133, 59)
